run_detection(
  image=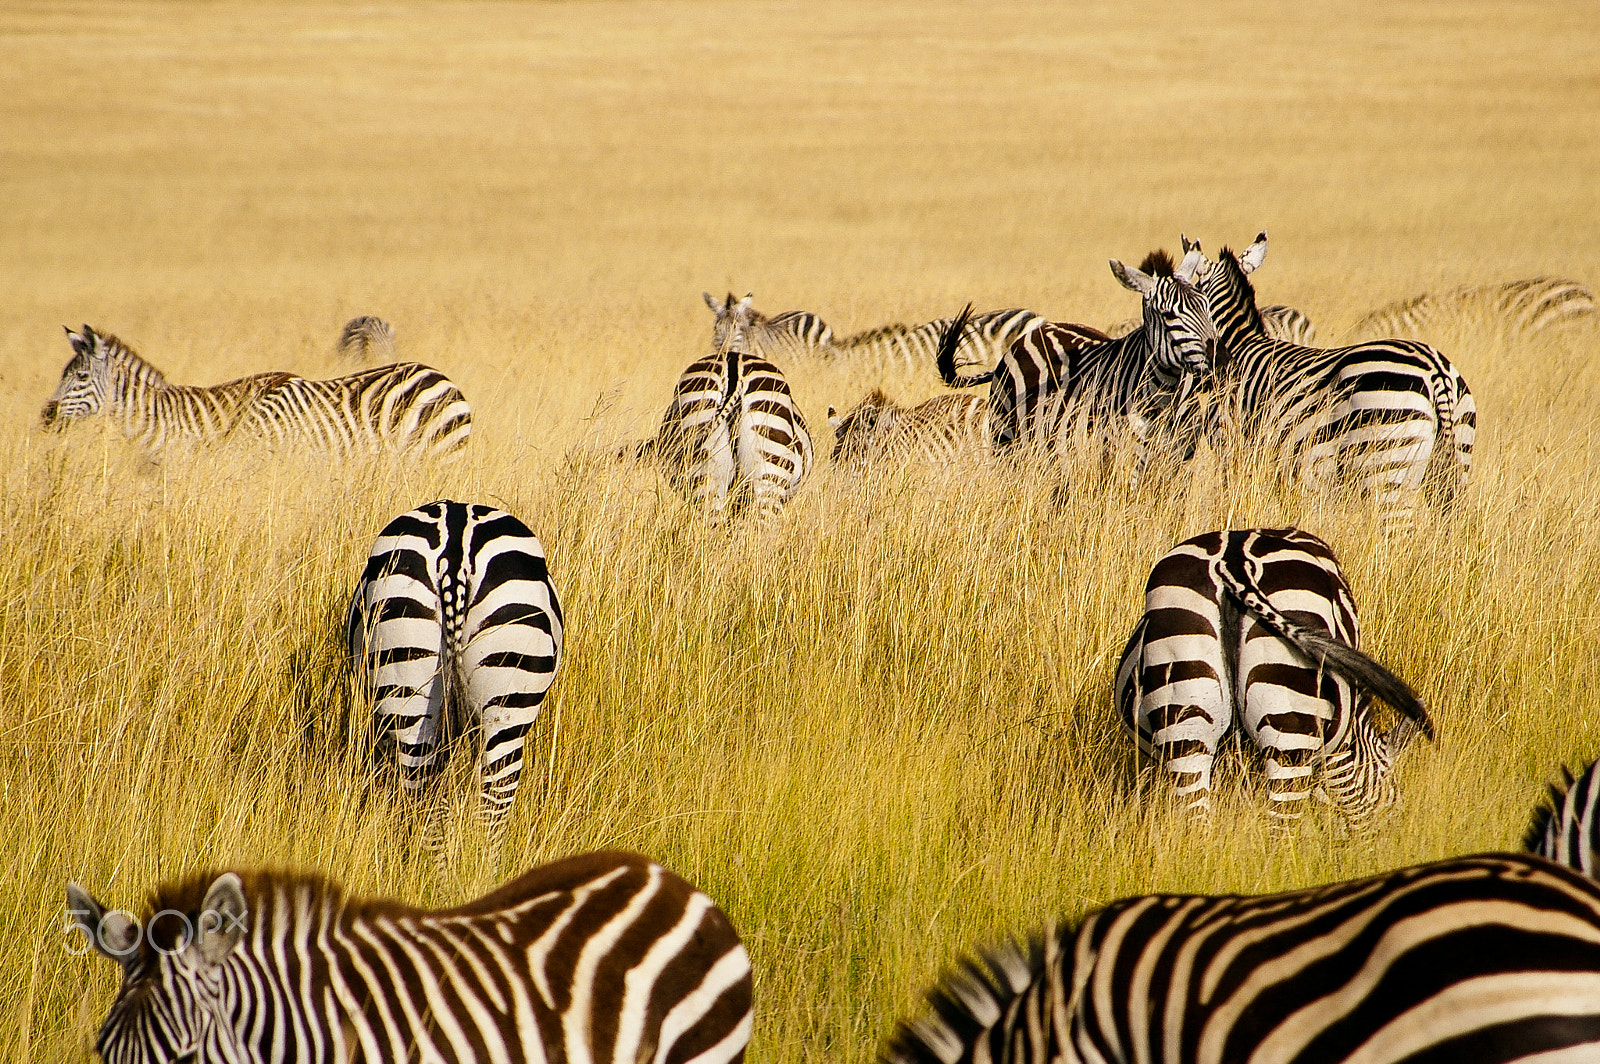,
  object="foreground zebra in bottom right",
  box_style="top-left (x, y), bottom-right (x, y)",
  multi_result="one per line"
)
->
top-left (885, 852), bottom-right (1600, 1064)
top-left (1116, 527), bottom-right (1433, 833)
